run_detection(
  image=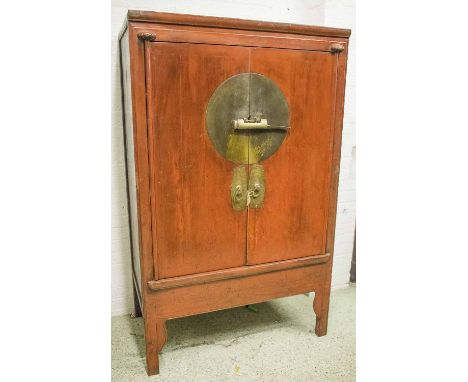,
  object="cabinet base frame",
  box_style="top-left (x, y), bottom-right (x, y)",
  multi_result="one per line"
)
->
top-left (143, 260), bottom-right (331, 375)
